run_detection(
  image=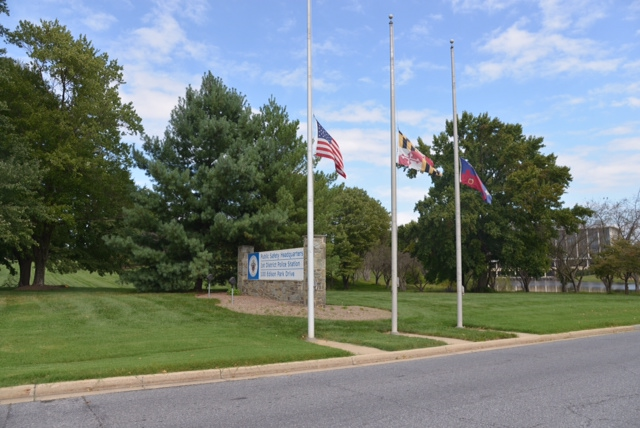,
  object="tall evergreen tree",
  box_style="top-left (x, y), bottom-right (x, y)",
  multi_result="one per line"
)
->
top-left (108, 73), bottom-right (310, 291)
